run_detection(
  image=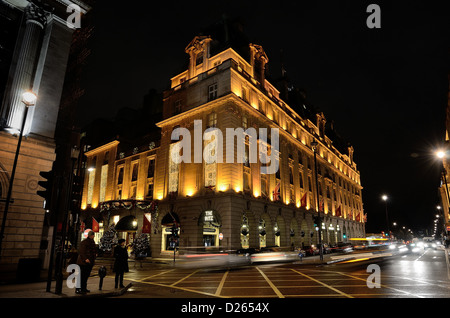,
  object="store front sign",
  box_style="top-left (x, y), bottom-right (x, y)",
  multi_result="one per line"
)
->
top-left (204, 210), bottom-right (214, 222)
